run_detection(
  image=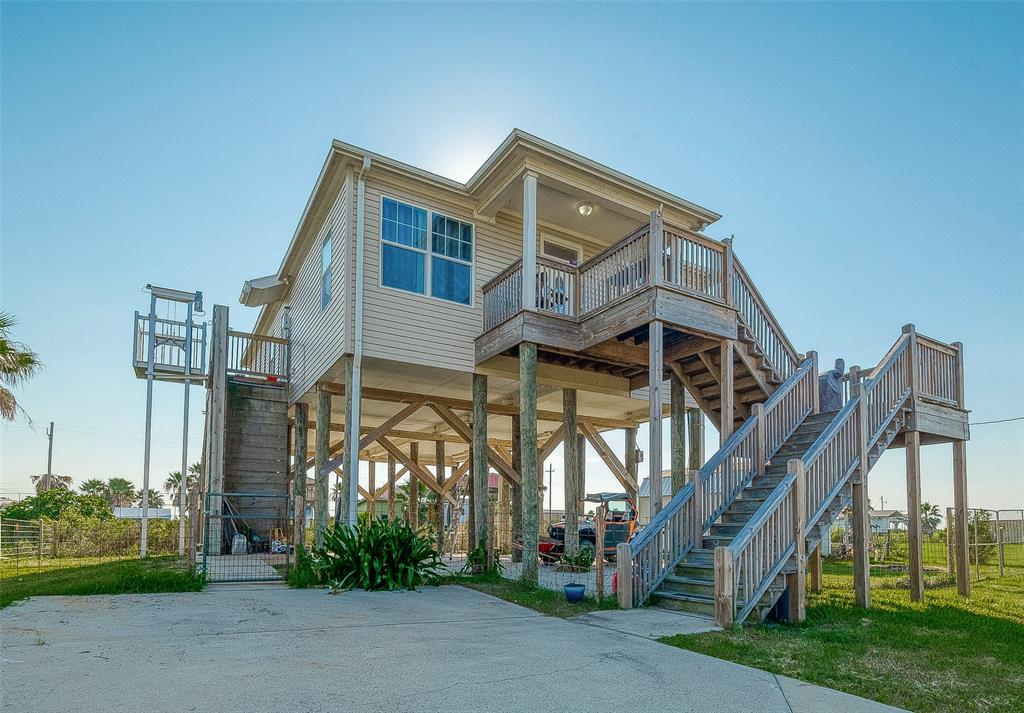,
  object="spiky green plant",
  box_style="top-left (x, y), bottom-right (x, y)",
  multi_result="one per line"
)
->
top-left (308, 518), bottom-right (443, 591)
